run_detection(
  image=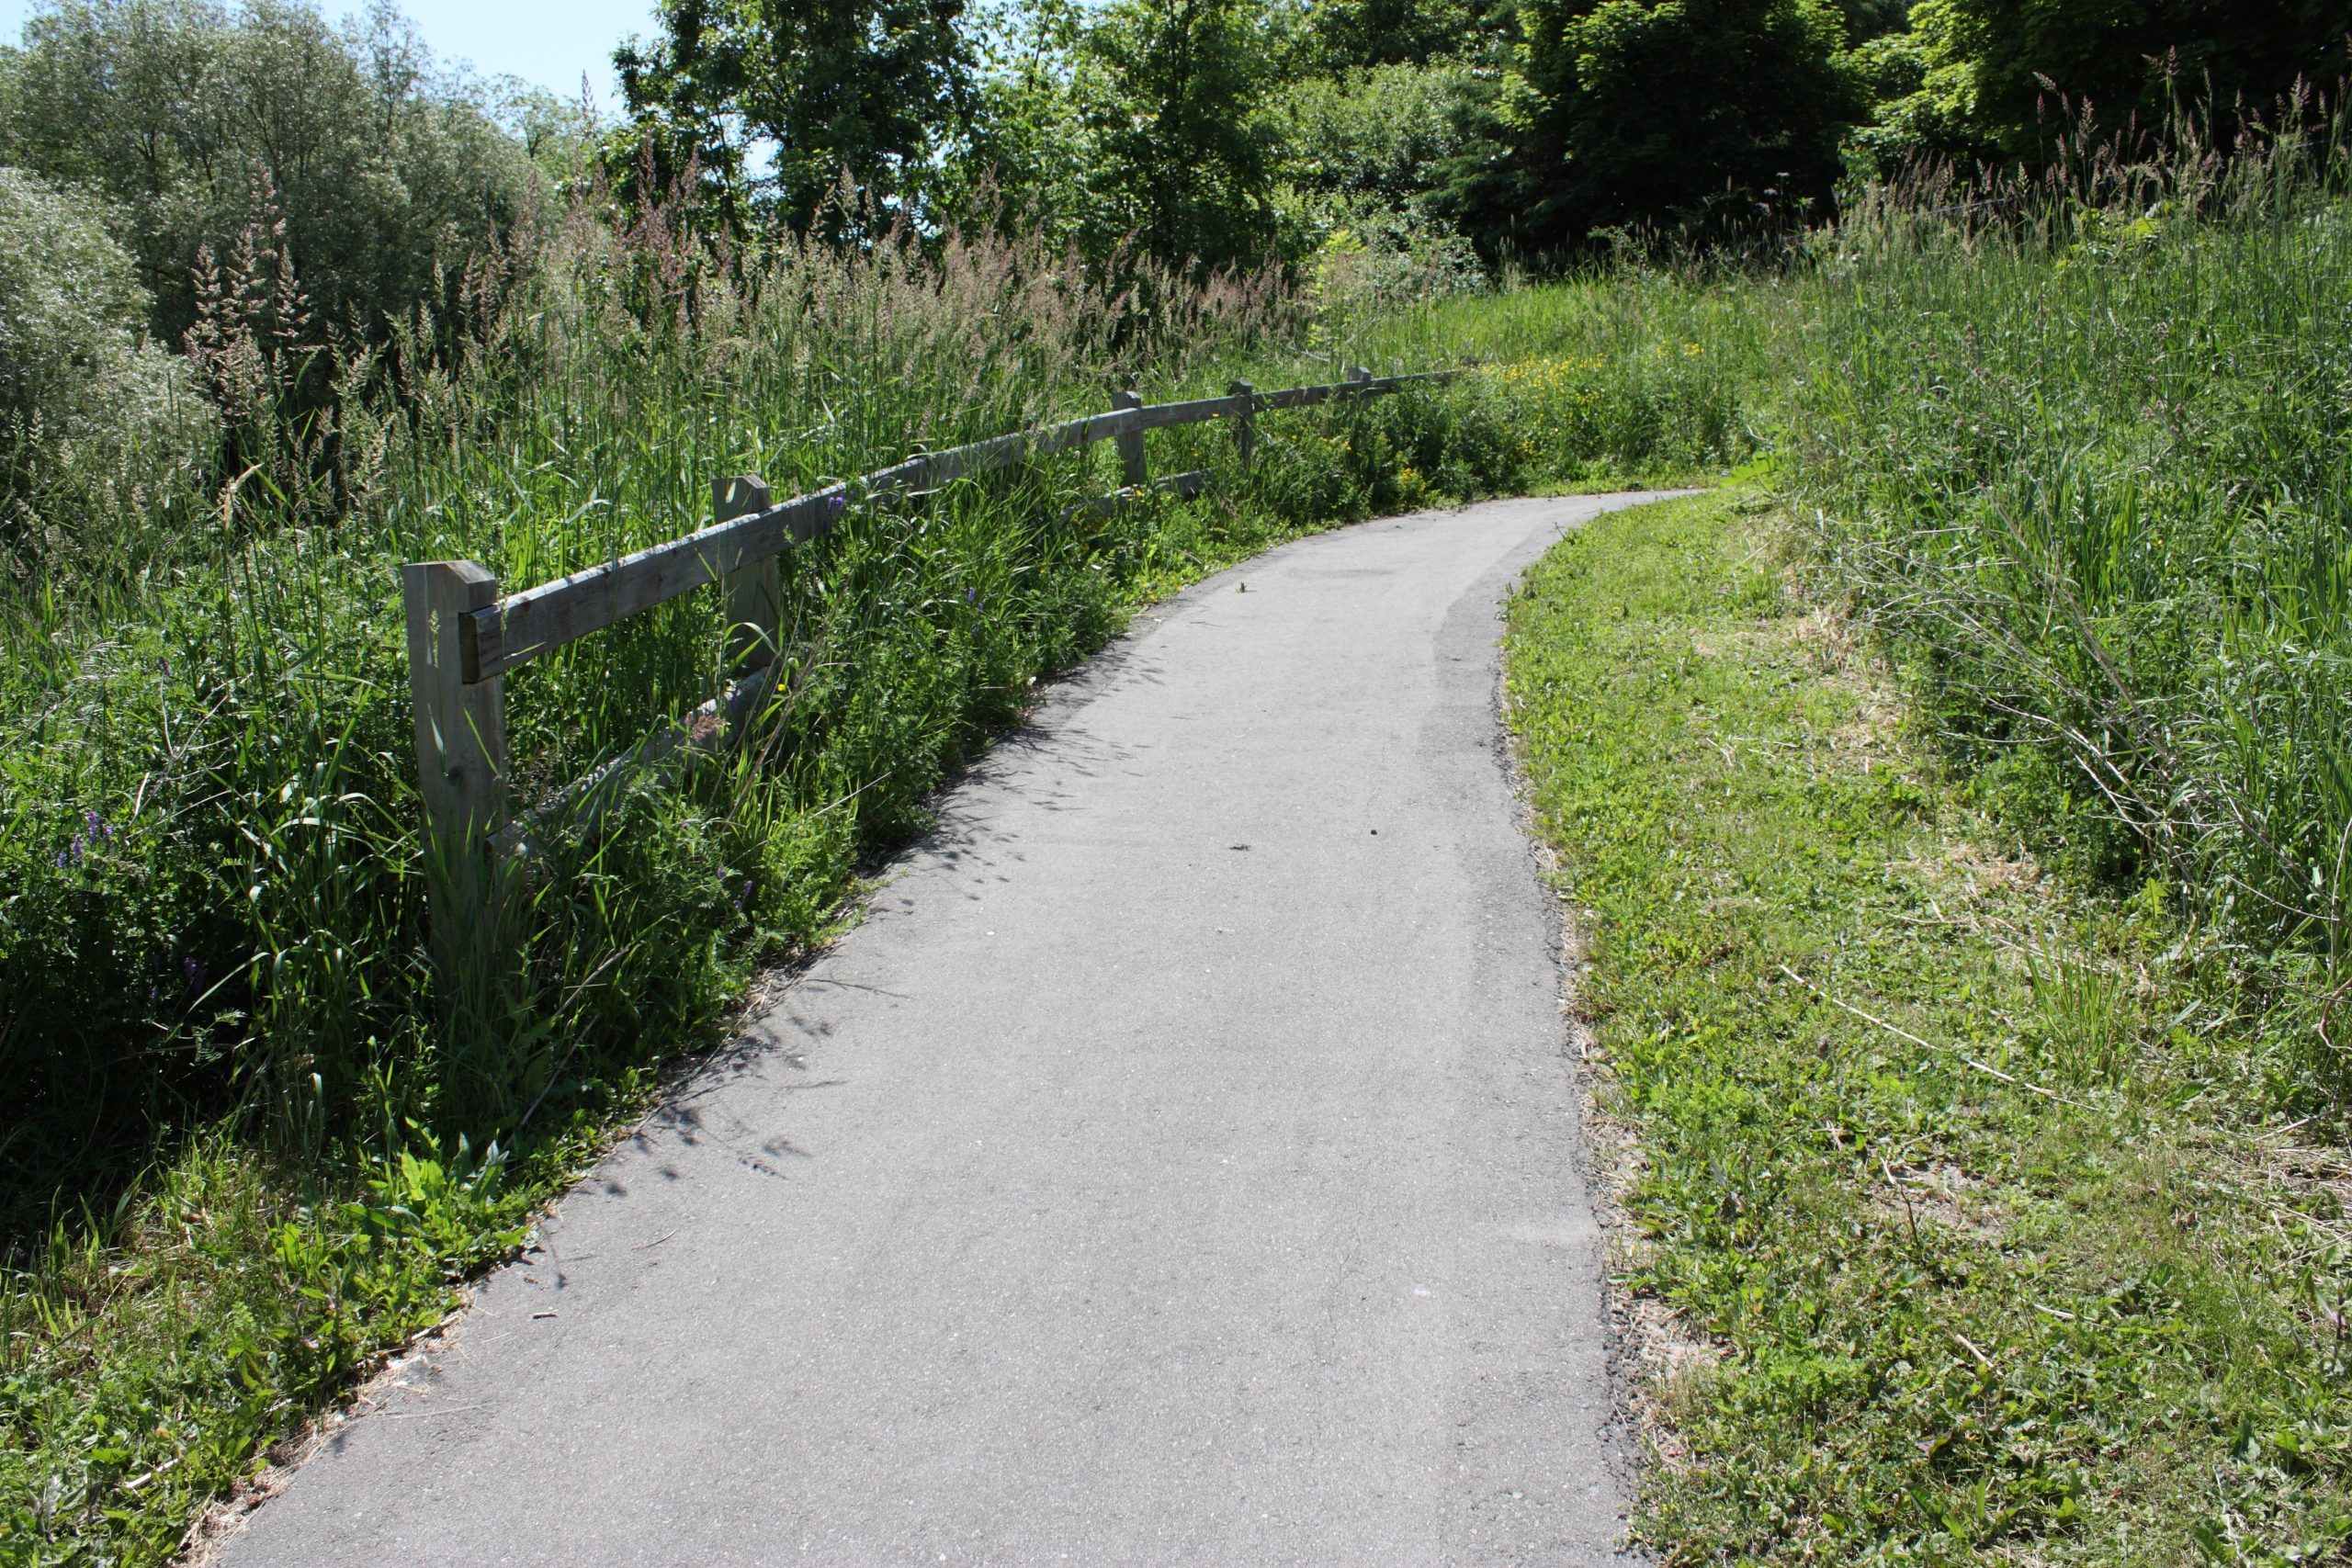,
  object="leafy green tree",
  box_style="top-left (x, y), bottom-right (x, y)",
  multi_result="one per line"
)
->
top-left (1302, 0), bottom-right (1485, 71)
top-left (1840, 24), bottom-right (1984, 173)
top-left (1828, 0), bottom-right (1907, 43)
top-left (491, 79), bottom-right (601, 192)
top-left (1871, 0), bottom-right (2352, 167)
top-left (1079, 0), bottom-right (1283, 273)
top-left (1272, 59), bottom-right (1481, 209)
top-left (0, 166), bottom-right (210, 574)
top-left (0, 0), bottom-right (534, 346)
top-left (931, 0), bottom-right (1094, 243)
top-left (1443, 0), bottom-right (1866, 254)
top-left (609, 0), bottom-right (976, 232)
top-left (1262, 59), bottom-right (1487, 290)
